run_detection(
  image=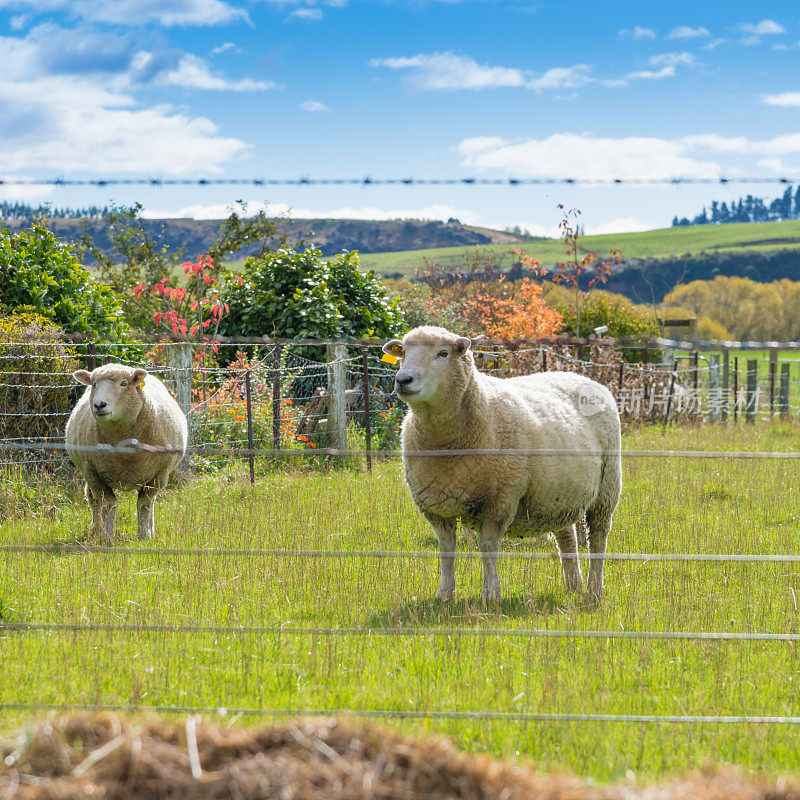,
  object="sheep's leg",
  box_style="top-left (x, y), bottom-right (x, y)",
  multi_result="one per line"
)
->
top-left (555, 525), bottom-right (583, 593)
top-left (137, 485), bottom-right (159, 540)
top-left (586, 506), bottom-right (613, 601)
top-left (85, 472), bottom-right (116, 543)
top-left (478, 519), bottom-right (506, 602)
top-left (425, 513), bottom-right (457, 600)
